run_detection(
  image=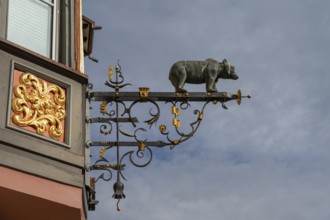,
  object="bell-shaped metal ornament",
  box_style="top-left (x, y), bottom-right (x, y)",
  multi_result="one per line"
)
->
top-left (112, 180), bottom-right (126, 199)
